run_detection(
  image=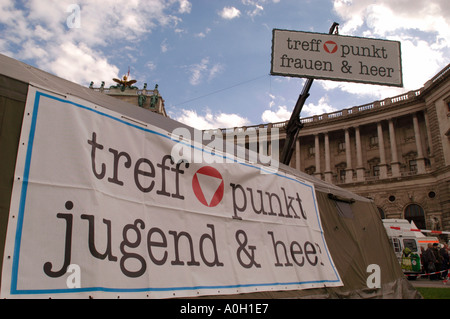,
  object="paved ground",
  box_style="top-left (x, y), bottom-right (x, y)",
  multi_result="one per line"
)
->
top-left (409, 276), bottom-right (450, 288)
